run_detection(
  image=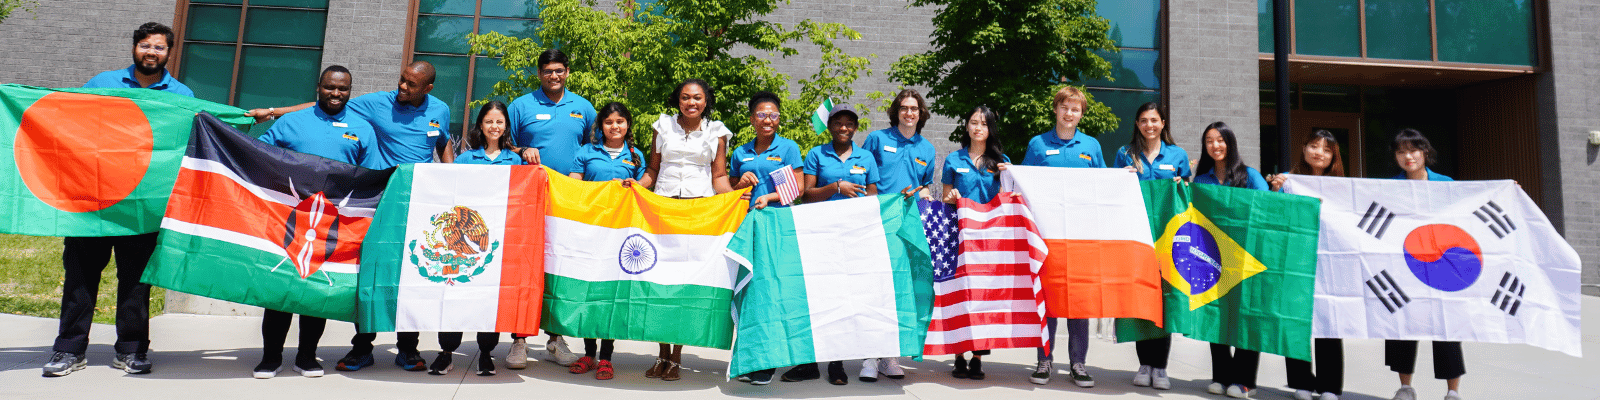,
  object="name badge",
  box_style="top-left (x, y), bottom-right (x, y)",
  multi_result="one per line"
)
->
top-left (1045, 149), bottom-right (1061, 156)
top-left (331, 122), bottom-right (348, 128)
top-left (883, 145), bottom-right (898, 153)
top-left (427, 130), bottom-right (441, 137)
top-left (955, 168), bottom-right (971, 173)
top-left (850, 166), bottom-right (867, 175)
top-left (1159, 164), bottom-right (1175, 171)
top-left (536, 114), bottom-right (552, 120)
top-left (741, 157), bottom-right (755, 162)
